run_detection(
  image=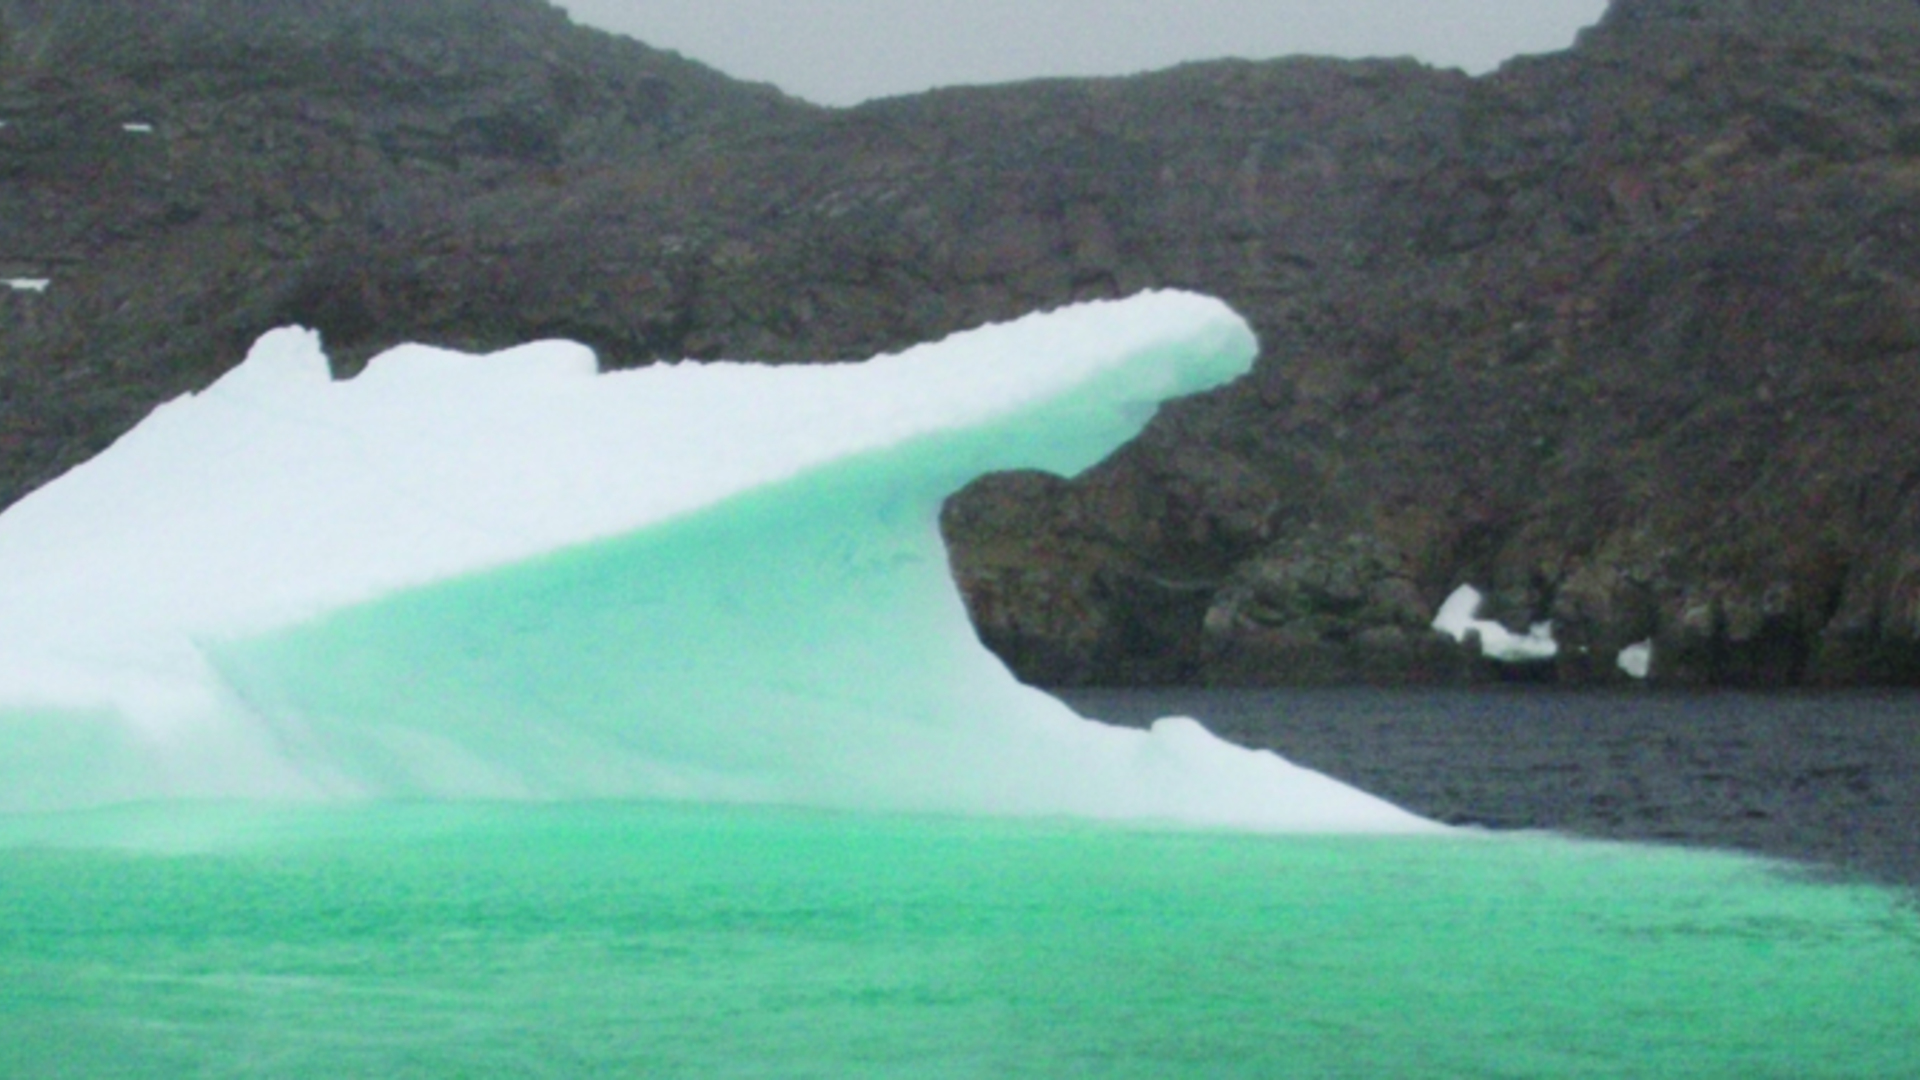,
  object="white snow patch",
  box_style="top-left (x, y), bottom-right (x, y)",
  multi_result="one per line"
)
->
top-left (5, 279), bottom-right (49, 293)
top-left (1617, 640), bottom-right (1653, 680)
top-left (1432, 584), bottom-right (1559, 662)
top-left (122, 122), bottom-right (154, 134)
